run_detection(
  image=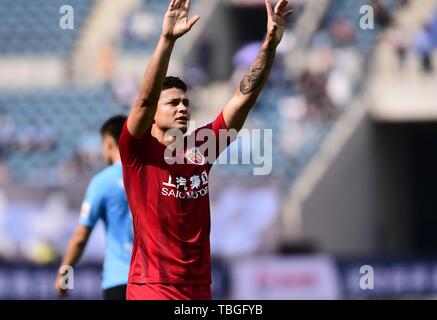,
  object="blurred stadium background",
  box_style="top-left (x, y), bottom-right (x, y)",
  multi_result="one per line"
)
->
top-left (1, 0), bottom-right (437, 299)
